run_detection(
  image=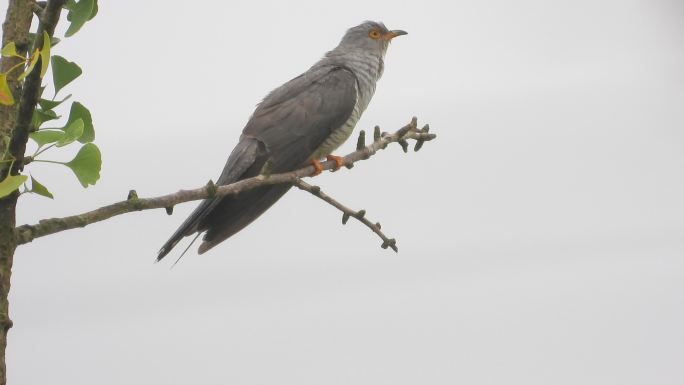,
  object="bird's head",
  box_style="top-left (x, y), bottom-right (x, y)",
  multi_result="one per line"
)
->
top-left (336, 21), bottom-right (407, 56)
